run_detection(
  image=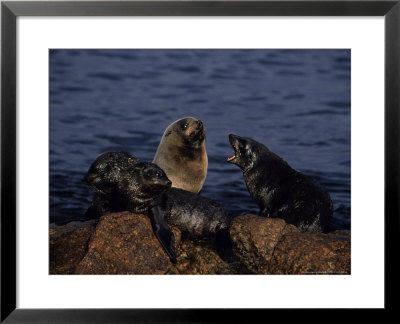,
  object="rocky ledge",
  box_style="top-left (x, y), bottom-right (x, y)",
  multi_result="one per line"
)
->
top-left (50, 212), bottom-right (350, 275)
